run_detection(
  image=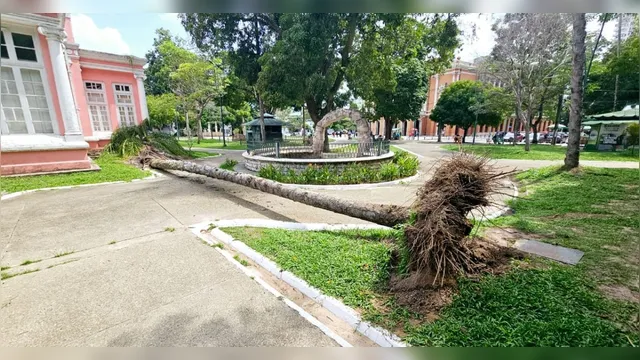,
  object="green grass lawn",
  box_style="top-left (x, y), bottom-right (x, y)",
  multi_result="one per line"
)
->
top-left (179, 138), bottom-right (247, 151)
top-left (0, 154), bottom-right (150, 194)
top-left (222, 167), bottom-right (639, 346)
top-left (187, 150), bottom-right (220, 159)
top-left (442, 143), bottom-right (639, 161)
